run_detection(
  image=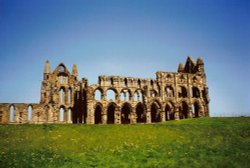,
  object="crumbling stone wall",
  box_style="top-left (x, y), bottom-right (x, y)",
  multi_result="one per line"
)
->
top-left (0, 57), bottom-right (210, 124)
